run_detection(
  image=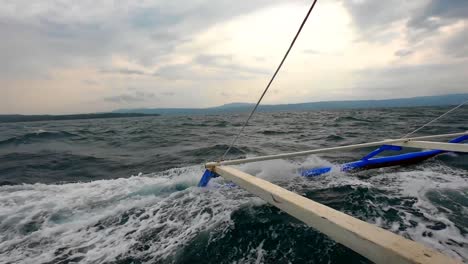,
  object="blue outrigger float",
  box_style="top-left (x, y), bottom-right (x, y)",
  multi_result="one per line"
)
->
top-left (199, 133), bottom-right (468, 187)
top-left (301, 134), bottom-right (468, 177)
